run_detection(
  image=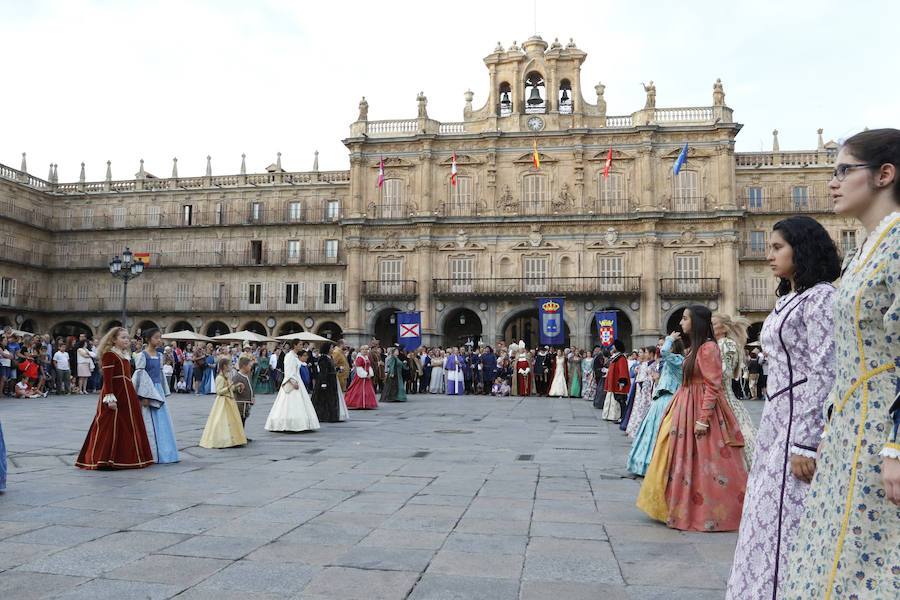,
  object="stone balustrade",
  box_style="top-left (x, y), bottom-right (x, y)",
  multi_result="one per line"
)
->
top-left (736, 149), bottom-right (837, 168)
top-left (652, 107), bottom-right (714, 123)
